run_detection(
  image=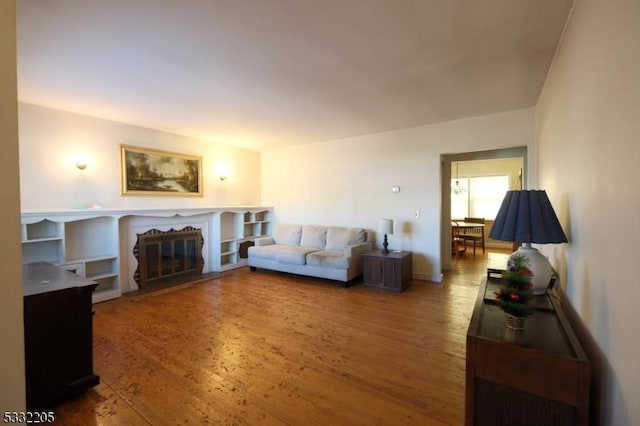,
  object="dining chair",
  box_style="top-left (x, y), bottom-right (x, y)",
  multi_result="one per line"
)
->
top-left (451, 221), bottom-right (466, 257)
top-left (461, 217), bottom-right (485, 255)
